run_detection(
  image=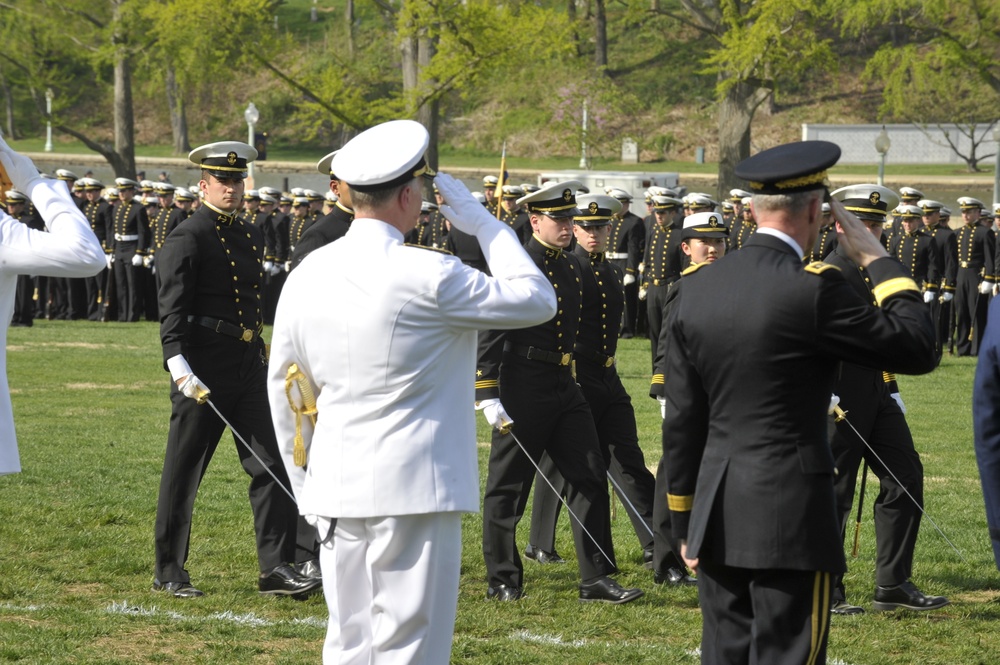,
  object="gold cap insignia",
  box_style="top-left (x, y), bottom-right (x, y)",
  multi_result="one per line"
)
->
top-left (588, 201), bottom-right (599, 214)
top-left (709, 215), bottom-right (719, 227)
top-left (870, 192), bottom-right (881, 205)
top-left (227, 151), bottom-right (238, 165)
top-left (562, 188), bottom-right (573, 202)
